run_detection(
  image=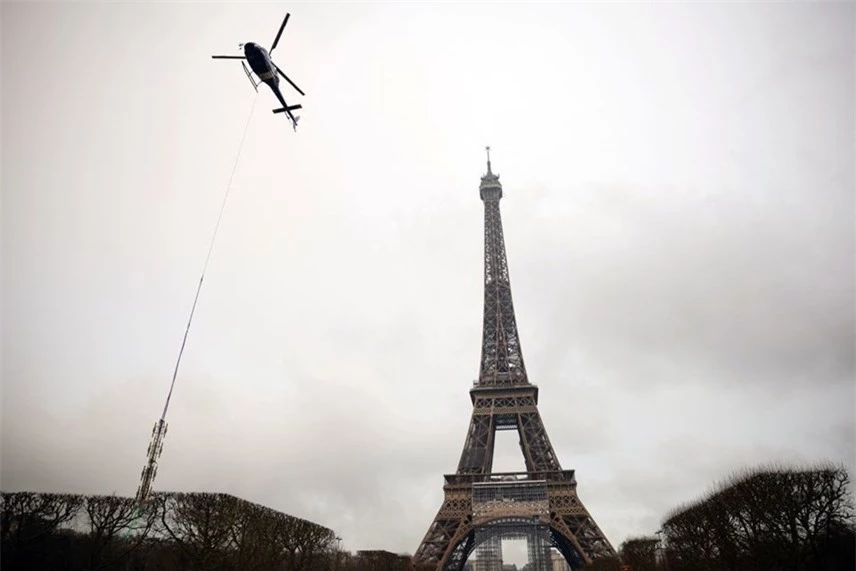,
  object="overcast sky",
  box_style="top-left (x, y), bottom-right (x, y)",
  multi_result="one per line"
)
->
top-left (2, 0), bottom-right (854, 562)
